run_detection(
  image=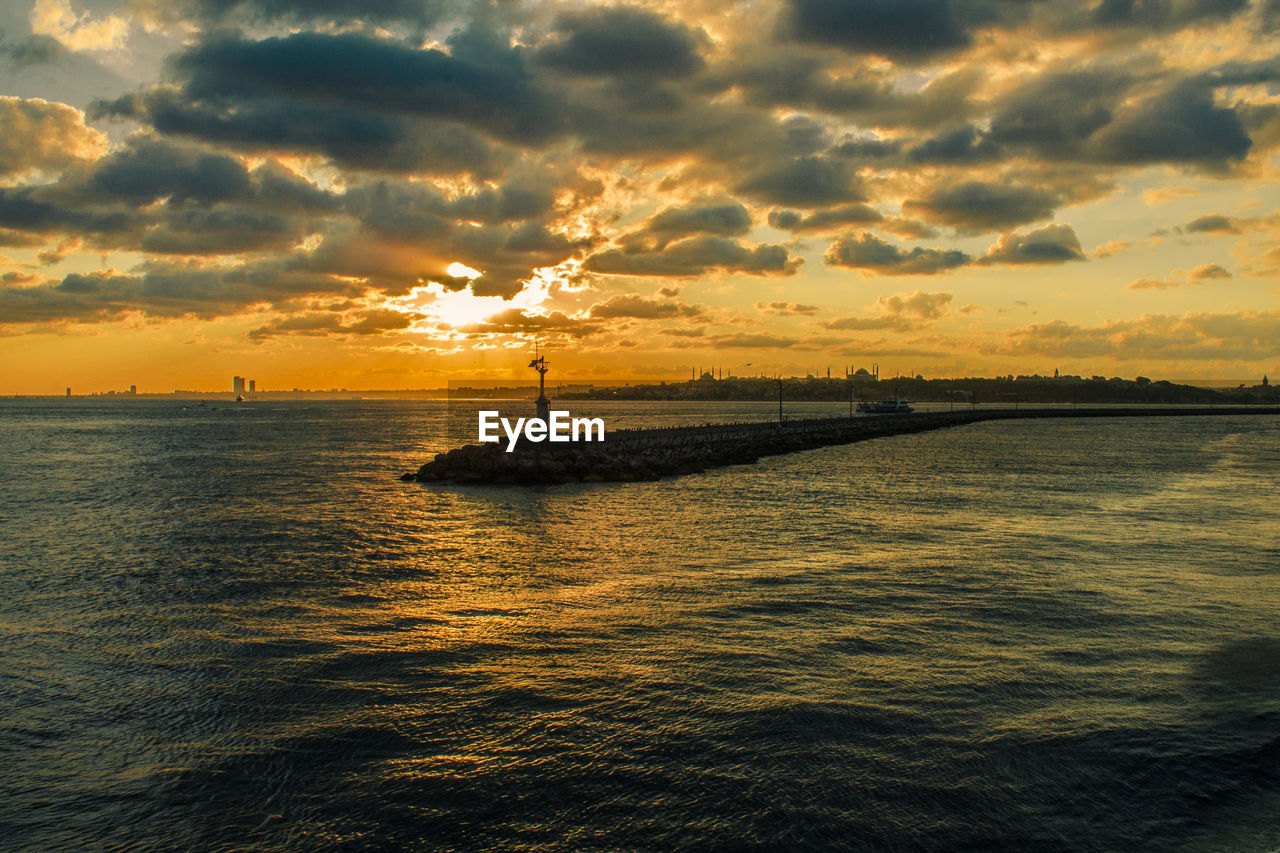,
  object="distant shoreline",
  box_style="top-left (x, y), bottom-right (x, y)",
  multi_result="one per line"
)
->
top-left (3, 374), bottom-right (1276, 404)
